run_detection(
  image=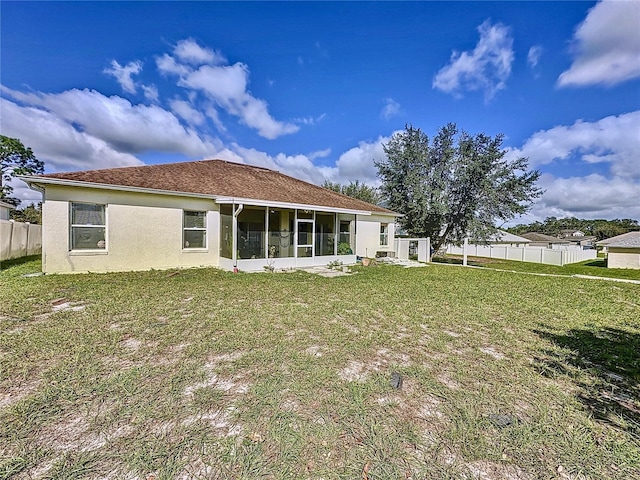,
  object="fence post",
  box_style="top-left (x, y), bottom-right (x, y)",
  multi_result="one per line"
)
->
top-left (463, 237), bottom-right (468, 266)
